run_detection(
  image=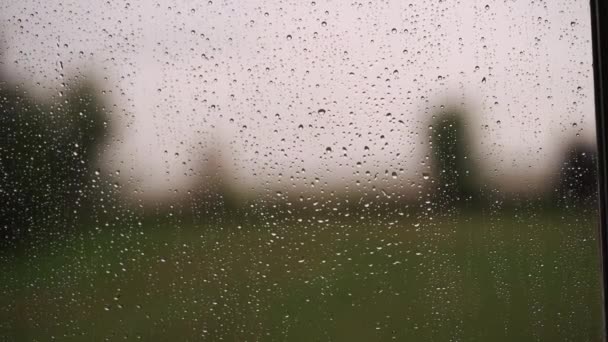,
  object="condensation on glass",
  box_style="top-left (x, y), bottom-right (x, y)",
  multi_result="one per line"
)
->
top-left (0, 1), bottom-right (602, 340)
